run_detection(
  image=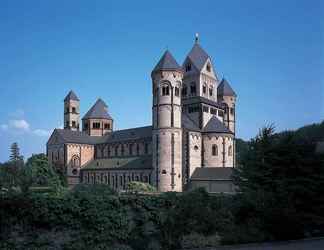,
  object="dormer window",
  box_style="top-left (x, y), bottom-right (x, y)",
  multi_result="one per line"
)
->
top-left (185, 63), bottom-right (191, 72)
top-left (206, 63), bottom-right (211, 72)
